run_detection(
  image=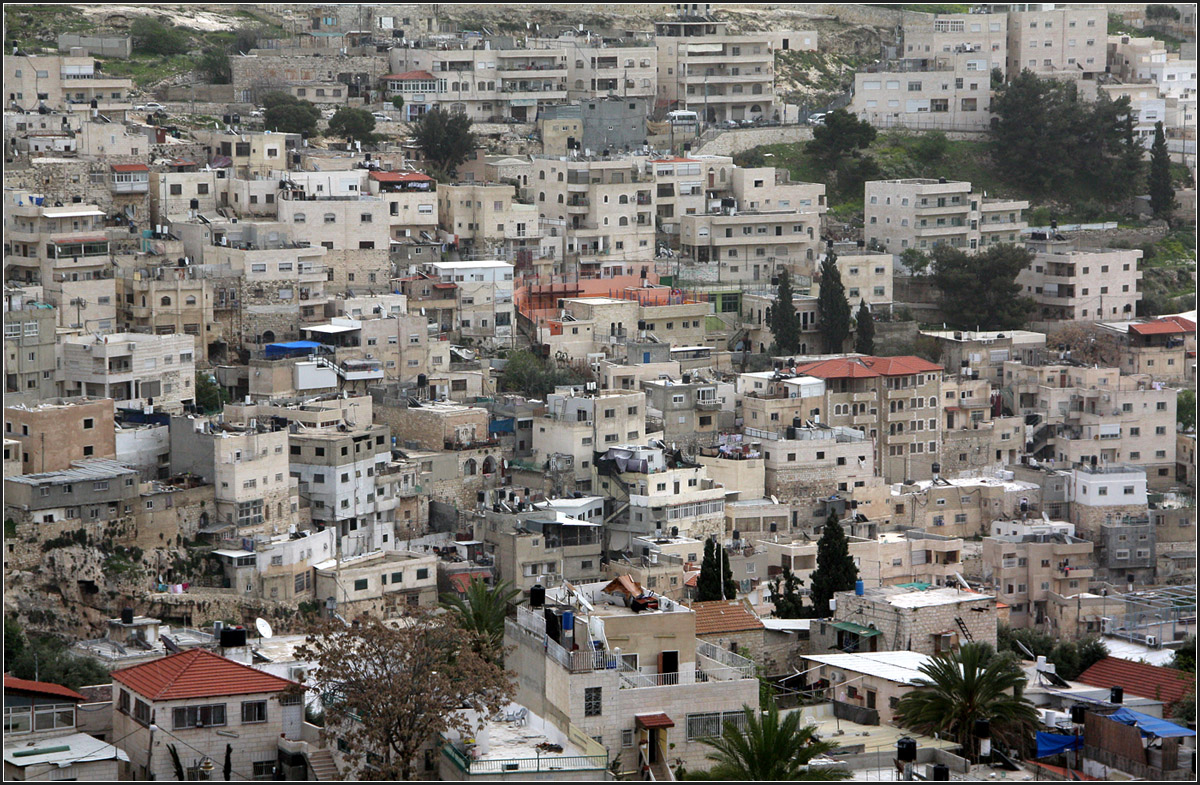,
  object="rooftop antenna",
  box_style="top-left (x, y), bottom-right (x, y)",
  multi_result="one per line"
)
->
top-left (255, 617), bottom-right (274, 640)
